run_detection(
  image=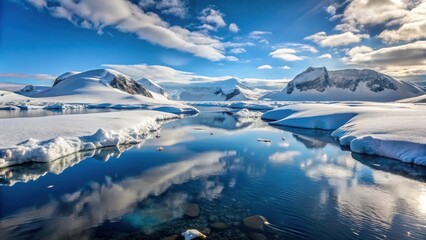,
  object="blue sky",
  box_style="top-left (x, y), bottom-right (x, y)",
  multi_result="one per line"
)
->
top-left (0, 0), bottom-right (425, 85)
